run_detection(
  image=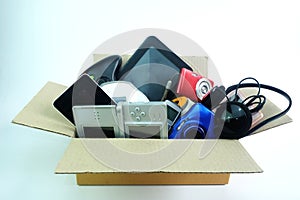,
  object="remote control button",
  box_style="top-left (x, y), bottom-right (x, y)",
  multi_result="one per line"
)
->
top-left (140, 111), bottom-right (146, 117)
top-left (135, 107), bottom-right (140, 112)
top-left (136, 116), bottom-right (141, 121)
top-left (130, 111), bottom-right (135, 116)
